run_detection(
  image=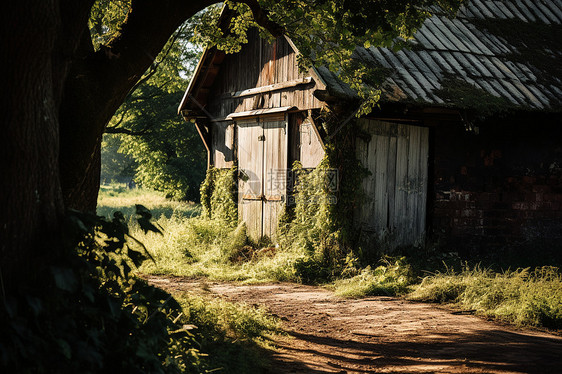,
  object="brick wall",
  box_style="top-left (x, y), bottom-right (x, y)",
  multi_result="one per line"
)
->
top-left (430, 113), bottom-right (562, 253)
